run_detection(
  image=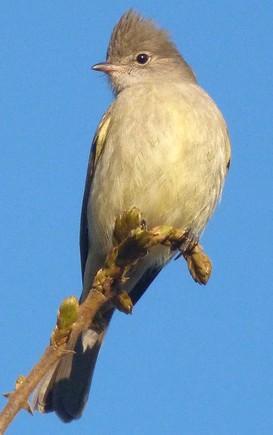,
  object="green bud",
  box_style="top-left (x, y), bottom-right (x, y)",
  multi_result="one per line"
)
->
top-left (57, 296), bottom-right (79, 331)
top-left (113, 207), bottom-right (143, 244)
